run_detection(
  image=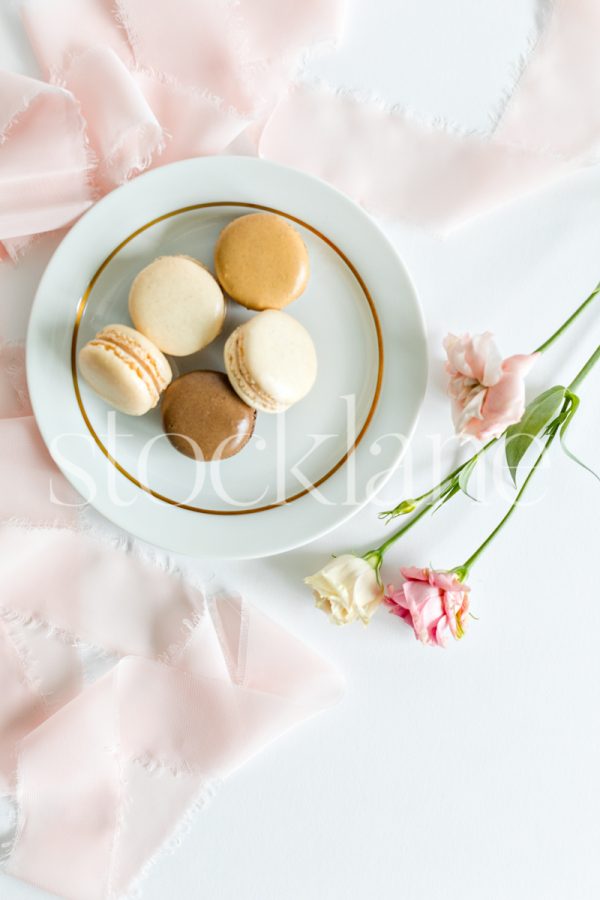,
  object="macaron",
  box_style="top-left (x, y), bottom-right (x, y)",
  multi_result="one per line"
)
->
top-left (78, 324), bottom-right (172, 416)
top-left (215, 213), bottom-right (310, 310)
top-left (129, 255), bottom-right (225, 356)
top-left (224, 310), bottom-right (317, 413)
top-left (162, 370), bottom-right (256, 461)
